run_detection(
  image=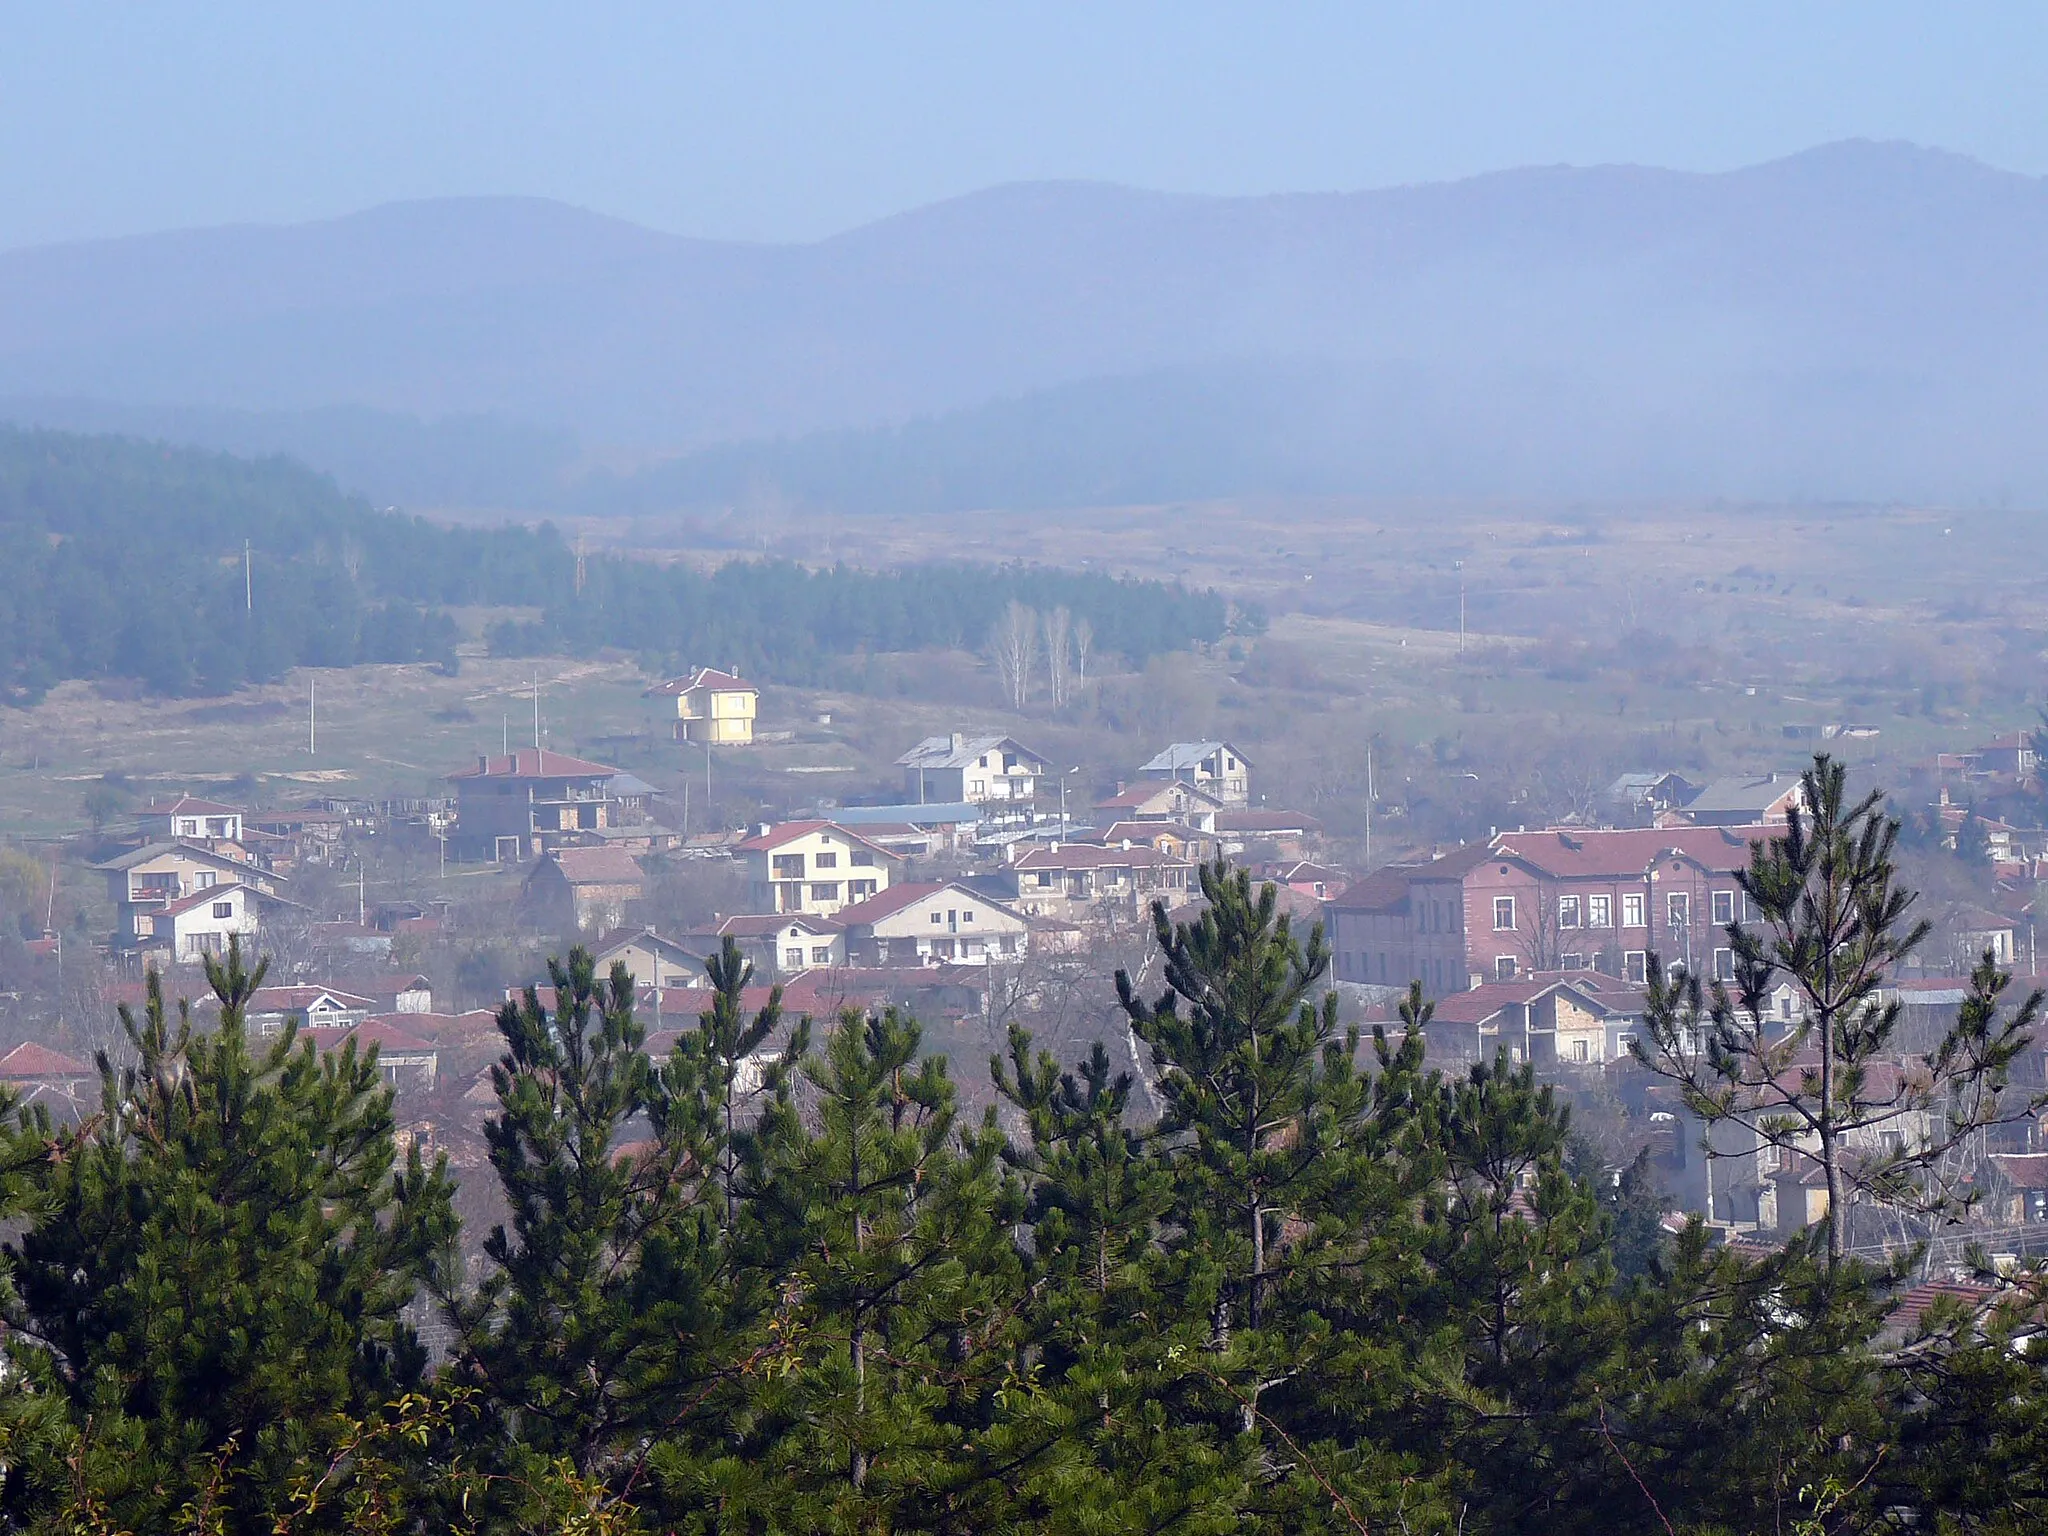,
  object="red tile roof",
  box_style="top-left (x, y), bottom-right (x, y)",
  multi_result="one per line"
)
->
top-left (156, 883), bottom-right (254, 918)
top-left (832, 882), bottom-right (1007, 927)
top-left (1493, 825), bottom-right (1767, 879)
top-left (448, 748), bottom-right (618, 781)
top-left (1215, 809), bottom-right (1324, 834)
top-left (139, 795), bottom-right (244, 817)
top-left (718, 912), bottom-right (842, 937)
top-left (1428, 978), bottom-right (1614, 1026)
top-left (1888, 1279), bottom-right (2002, 1335)
top-left (0, 1042), bottom-right (93, 1080)
top-left (1324, 868), bottom-right (1414, 913)
top-left (544, 847), bottom-right (645, 885)
top-left (1991, 1153), bottom-right (2048, 1191)
top-left (733, 820), bottom-right (895, 857)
